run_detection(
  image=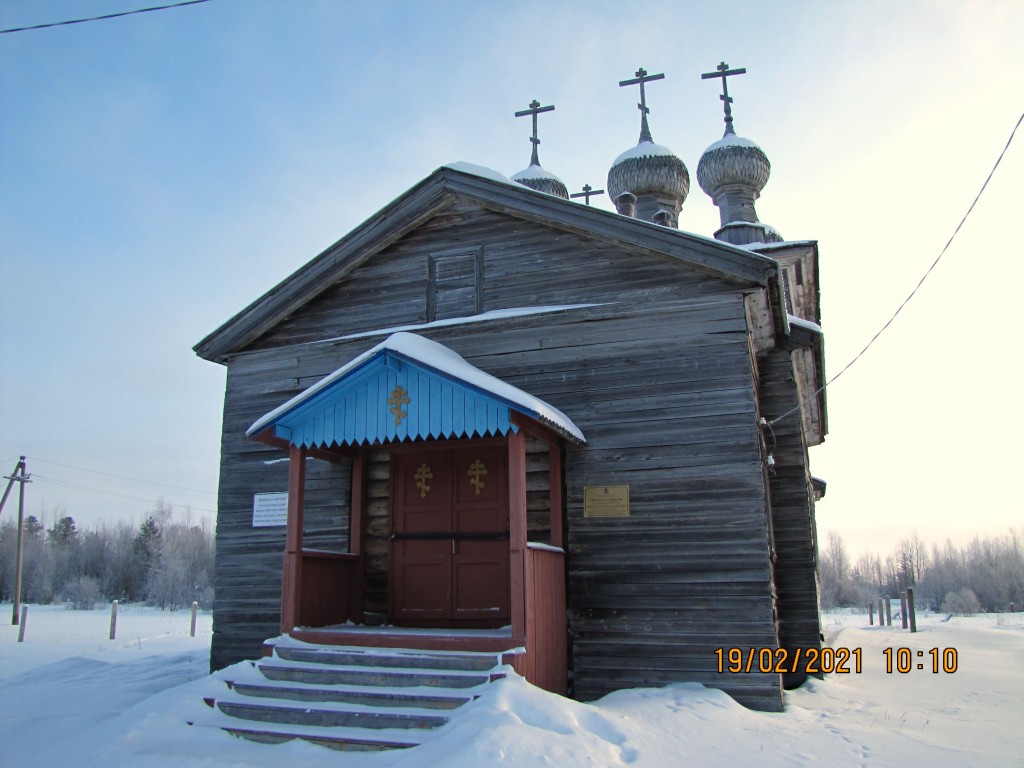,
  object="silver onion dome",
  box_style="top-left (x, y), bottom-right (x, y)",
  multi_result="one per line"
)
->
top-left (511, 163), bottom-right (570, 199)
top-left (607, 140), bottom-right (690, 204)
top-left (696, 133), bottom-right (770, 198)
